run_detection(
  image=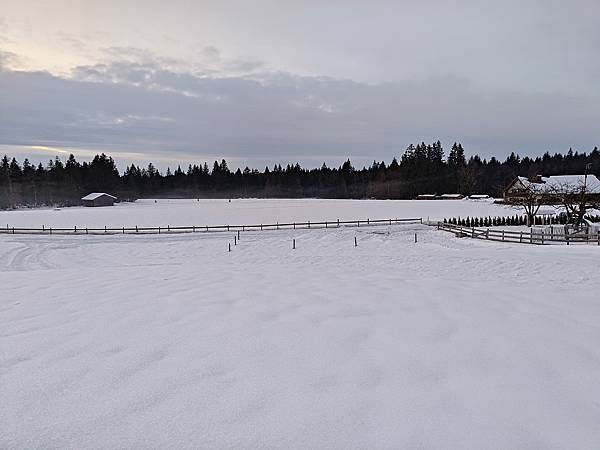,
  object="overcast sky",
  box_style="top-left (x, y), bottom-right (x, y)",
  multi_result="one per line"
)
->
top-left (0, 0), bottom-right (598, 169)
